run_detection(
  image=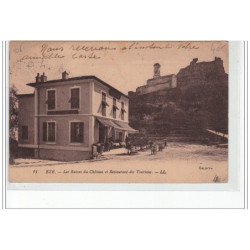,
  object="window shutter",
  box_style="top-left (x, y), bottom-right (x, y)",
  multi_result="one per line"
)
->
top-left (48, 122), bottom-right (55, 142)
top-left (71, 88), bottom-right (80, 109)
top-left (79, 122), bottom-right (84, 142)
top-left (43, 122), bottom-right (56, 142)
top-left (70, 123), bottom-right (75, 142)
top-left (102, 92), bottom-right (106, 101)
top-left (51, 122), bottom-right (55, 142)
top-left (43, 122), bottom-right (47, 141)
top-left (48, 90), bottom-right (55, 110)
